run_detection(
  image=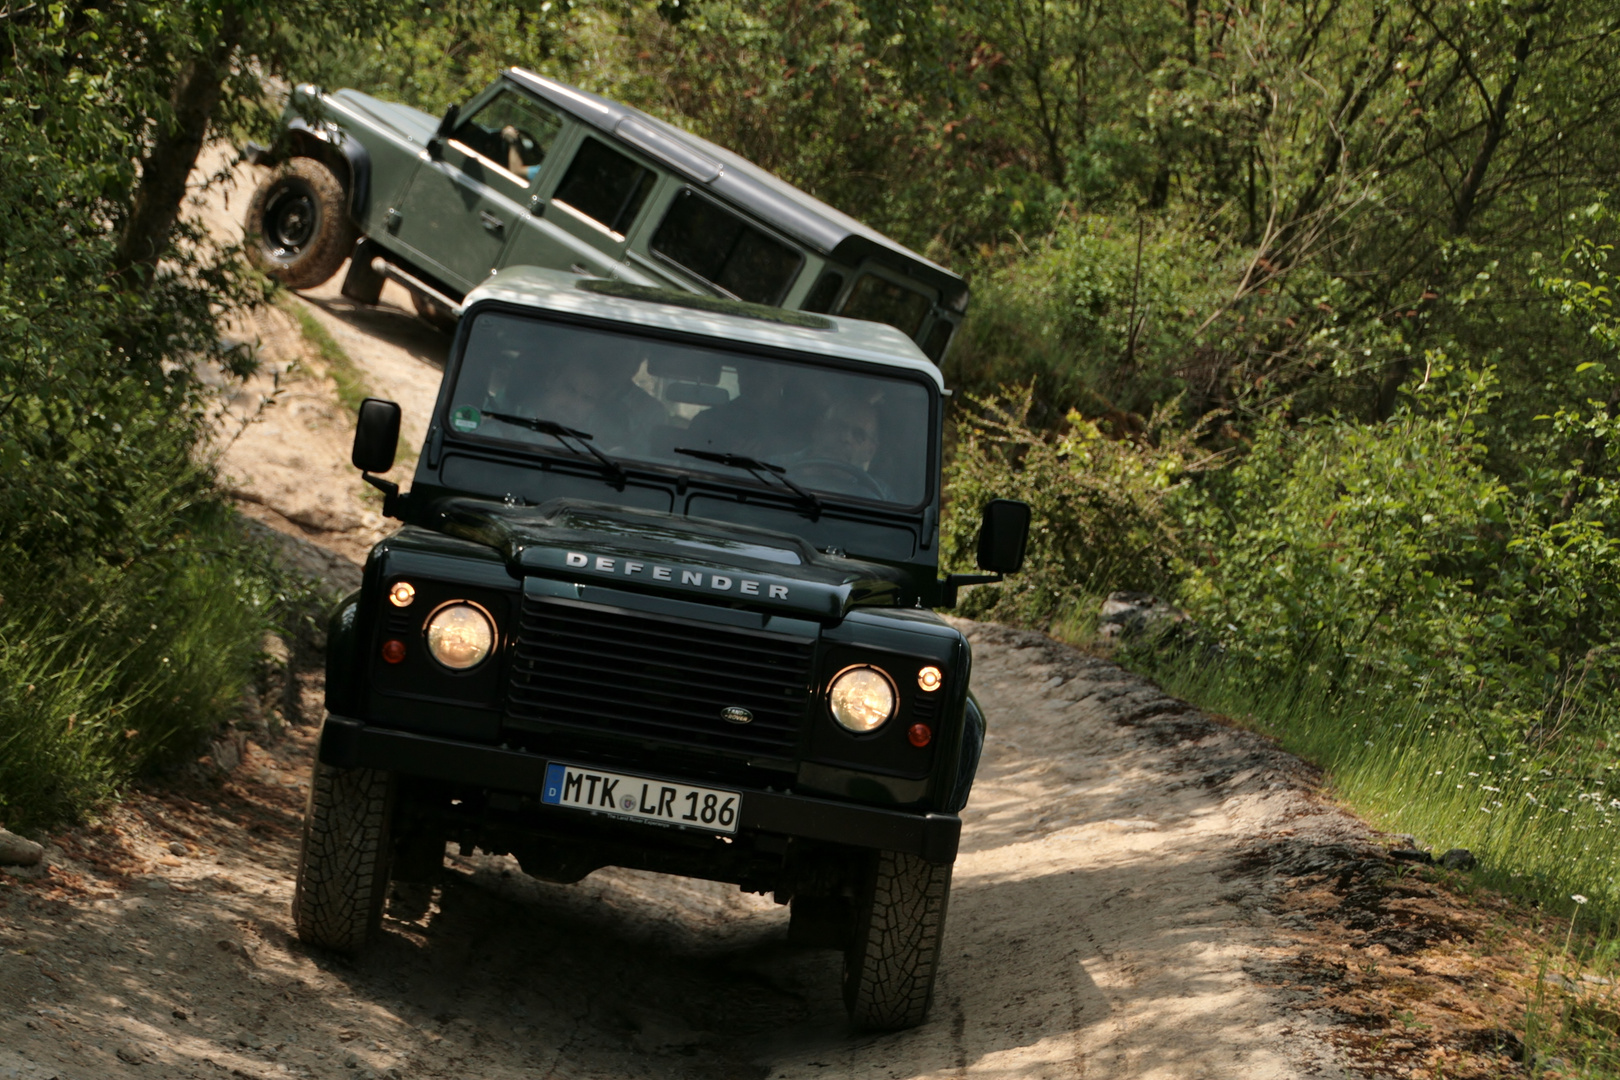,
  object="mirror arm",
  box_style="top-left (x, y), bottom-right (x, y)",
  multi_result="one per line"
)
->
top-left (940, 572), bottom-right (1002, 608)
top-left (362, 473), bottom-right (402, 519)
